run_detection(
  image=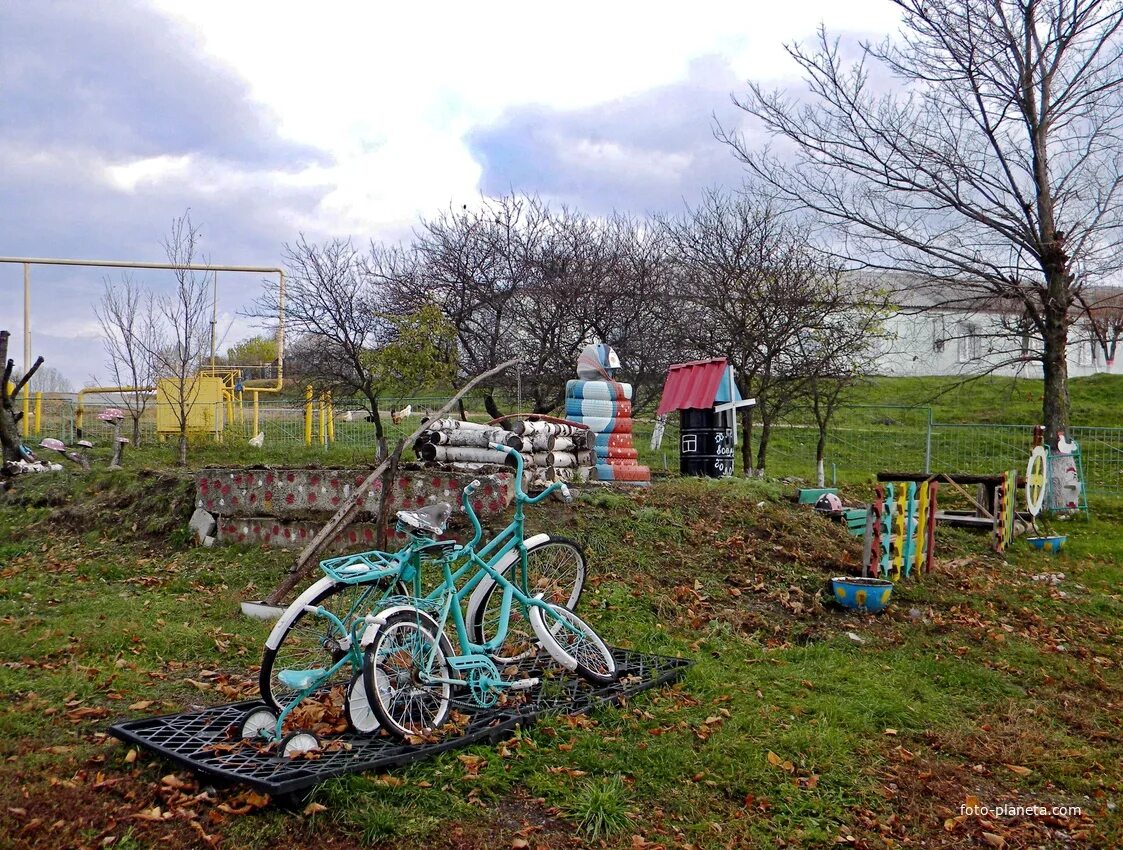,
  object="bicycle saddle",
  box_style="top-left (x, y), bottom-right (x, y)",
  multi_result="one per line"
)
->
top-left (395, 502), bottom-right (452, 535)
